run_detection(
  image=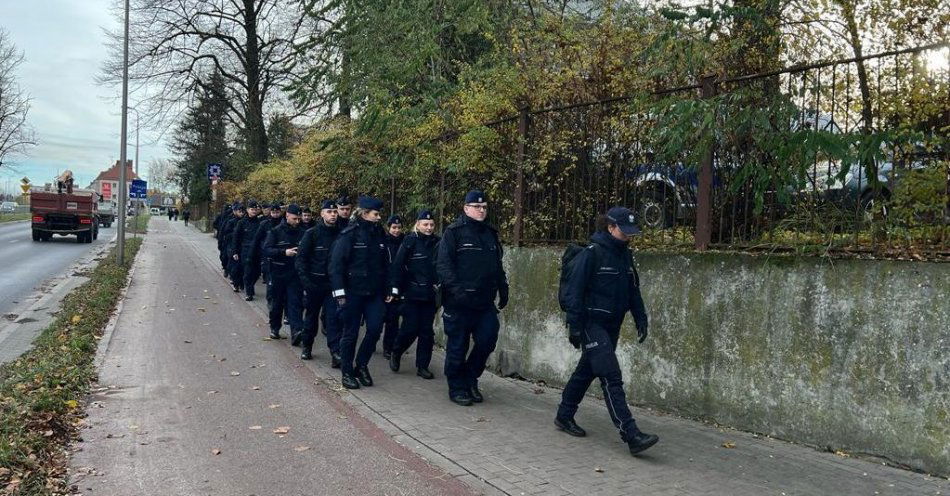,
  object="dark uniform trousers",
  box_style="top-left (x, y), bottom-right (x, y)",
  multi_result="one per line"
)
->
top-left (229, 255), bottom-right (244, 289)
top-left (339, 294), bottom-right (385, 376)
top-left (267, 271), bottom-right (303, 336)
top-left (382, 301), bottom-right (400, 352)
top-left (442, 306), bottom-right (500, 396)
top-left (557, 316), bottom-right (638, 440)
top-left (394, 300), bottom-right (437, 369)
top-left (302, 288), bottom-right (340, 353)
top-left (218, 240), bottom-right (229, 271)
top-left (243, 256), bottom-right (261, 297)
